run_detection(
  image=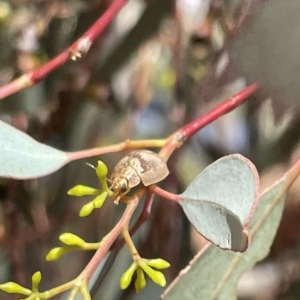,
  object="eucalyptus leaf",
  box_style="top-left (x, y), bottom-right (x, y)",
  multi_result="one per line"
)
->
top-left (162, 163), bottom-right (293, 300)
top-left (0, 121), bottom-right (69, 179)
top-left (180, 154), bottom-right (259, 252)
